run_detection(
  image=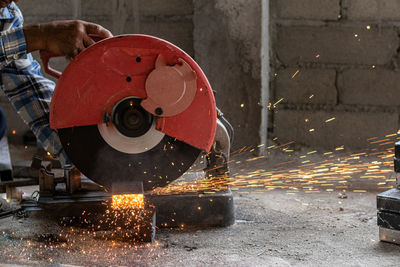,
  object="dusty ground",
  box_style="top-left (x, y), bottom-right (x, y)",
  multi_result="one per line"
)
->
top-left (0, 190), bottom-right (398, 266)
top-left (0, 146), bottom-right (399, 266)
